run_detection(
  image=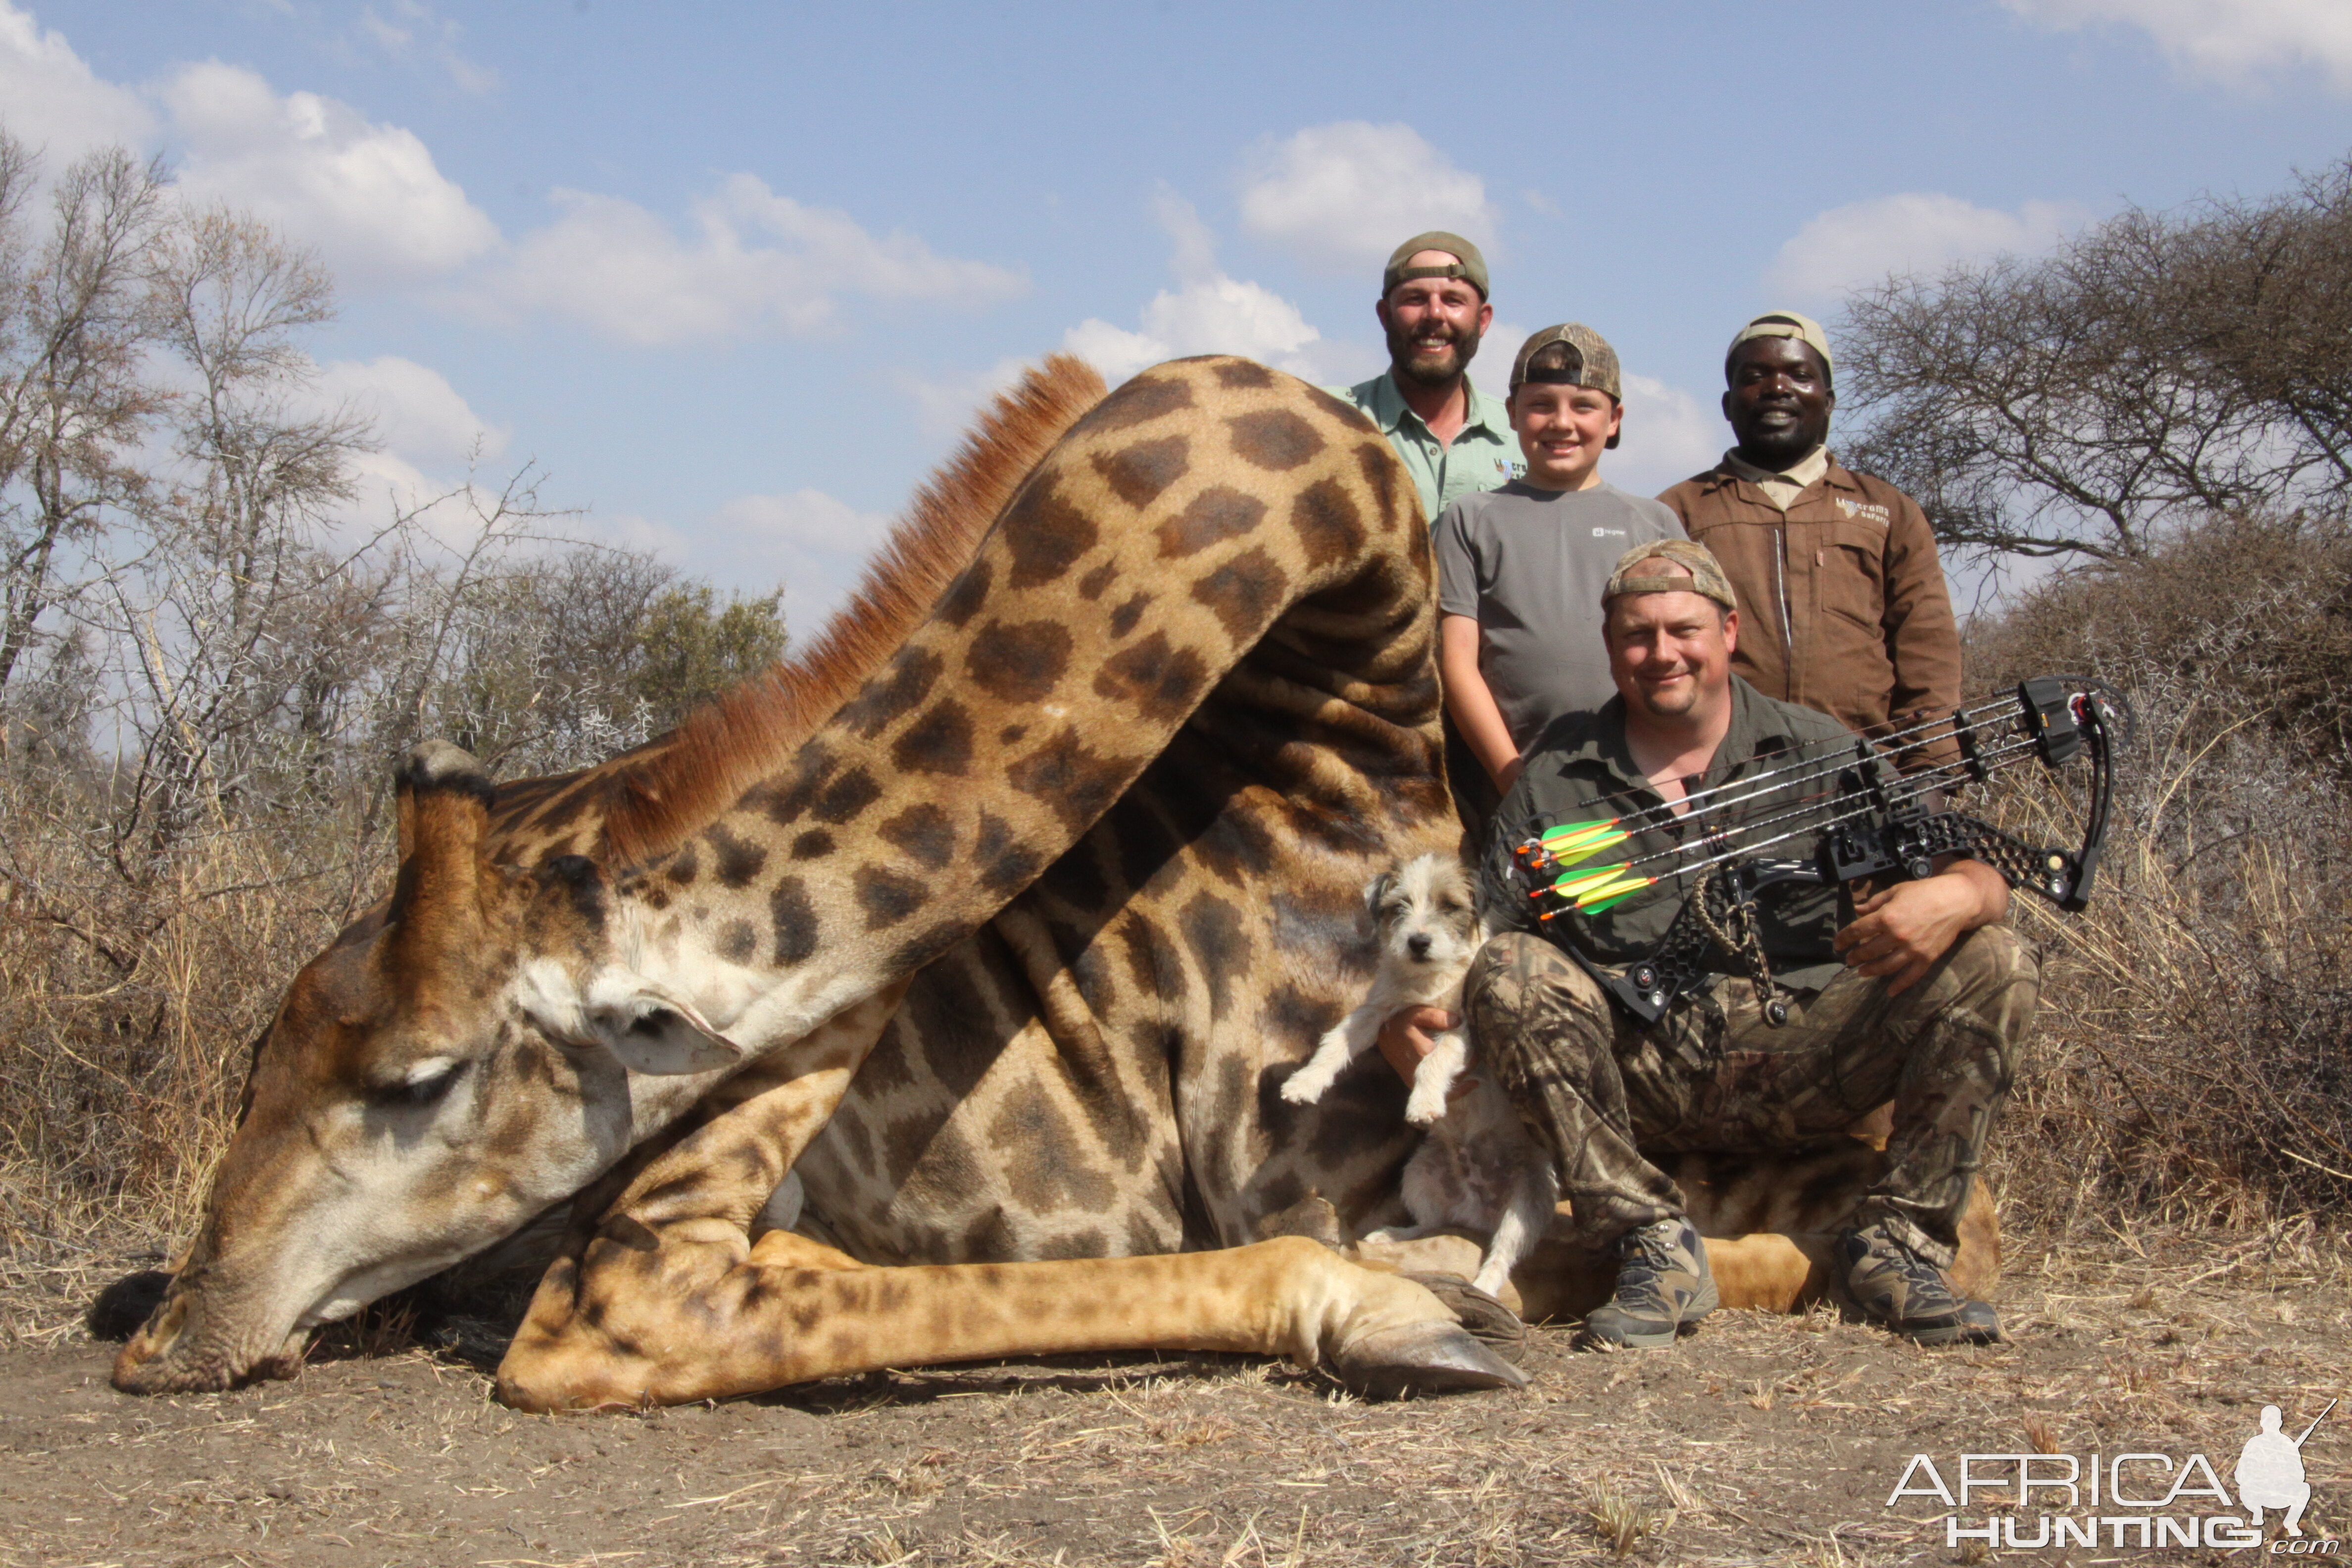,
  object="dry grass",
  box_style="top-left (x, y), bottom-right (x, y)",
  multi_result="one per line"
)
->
top-left (0, 786), bottom-right (391, 1344)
